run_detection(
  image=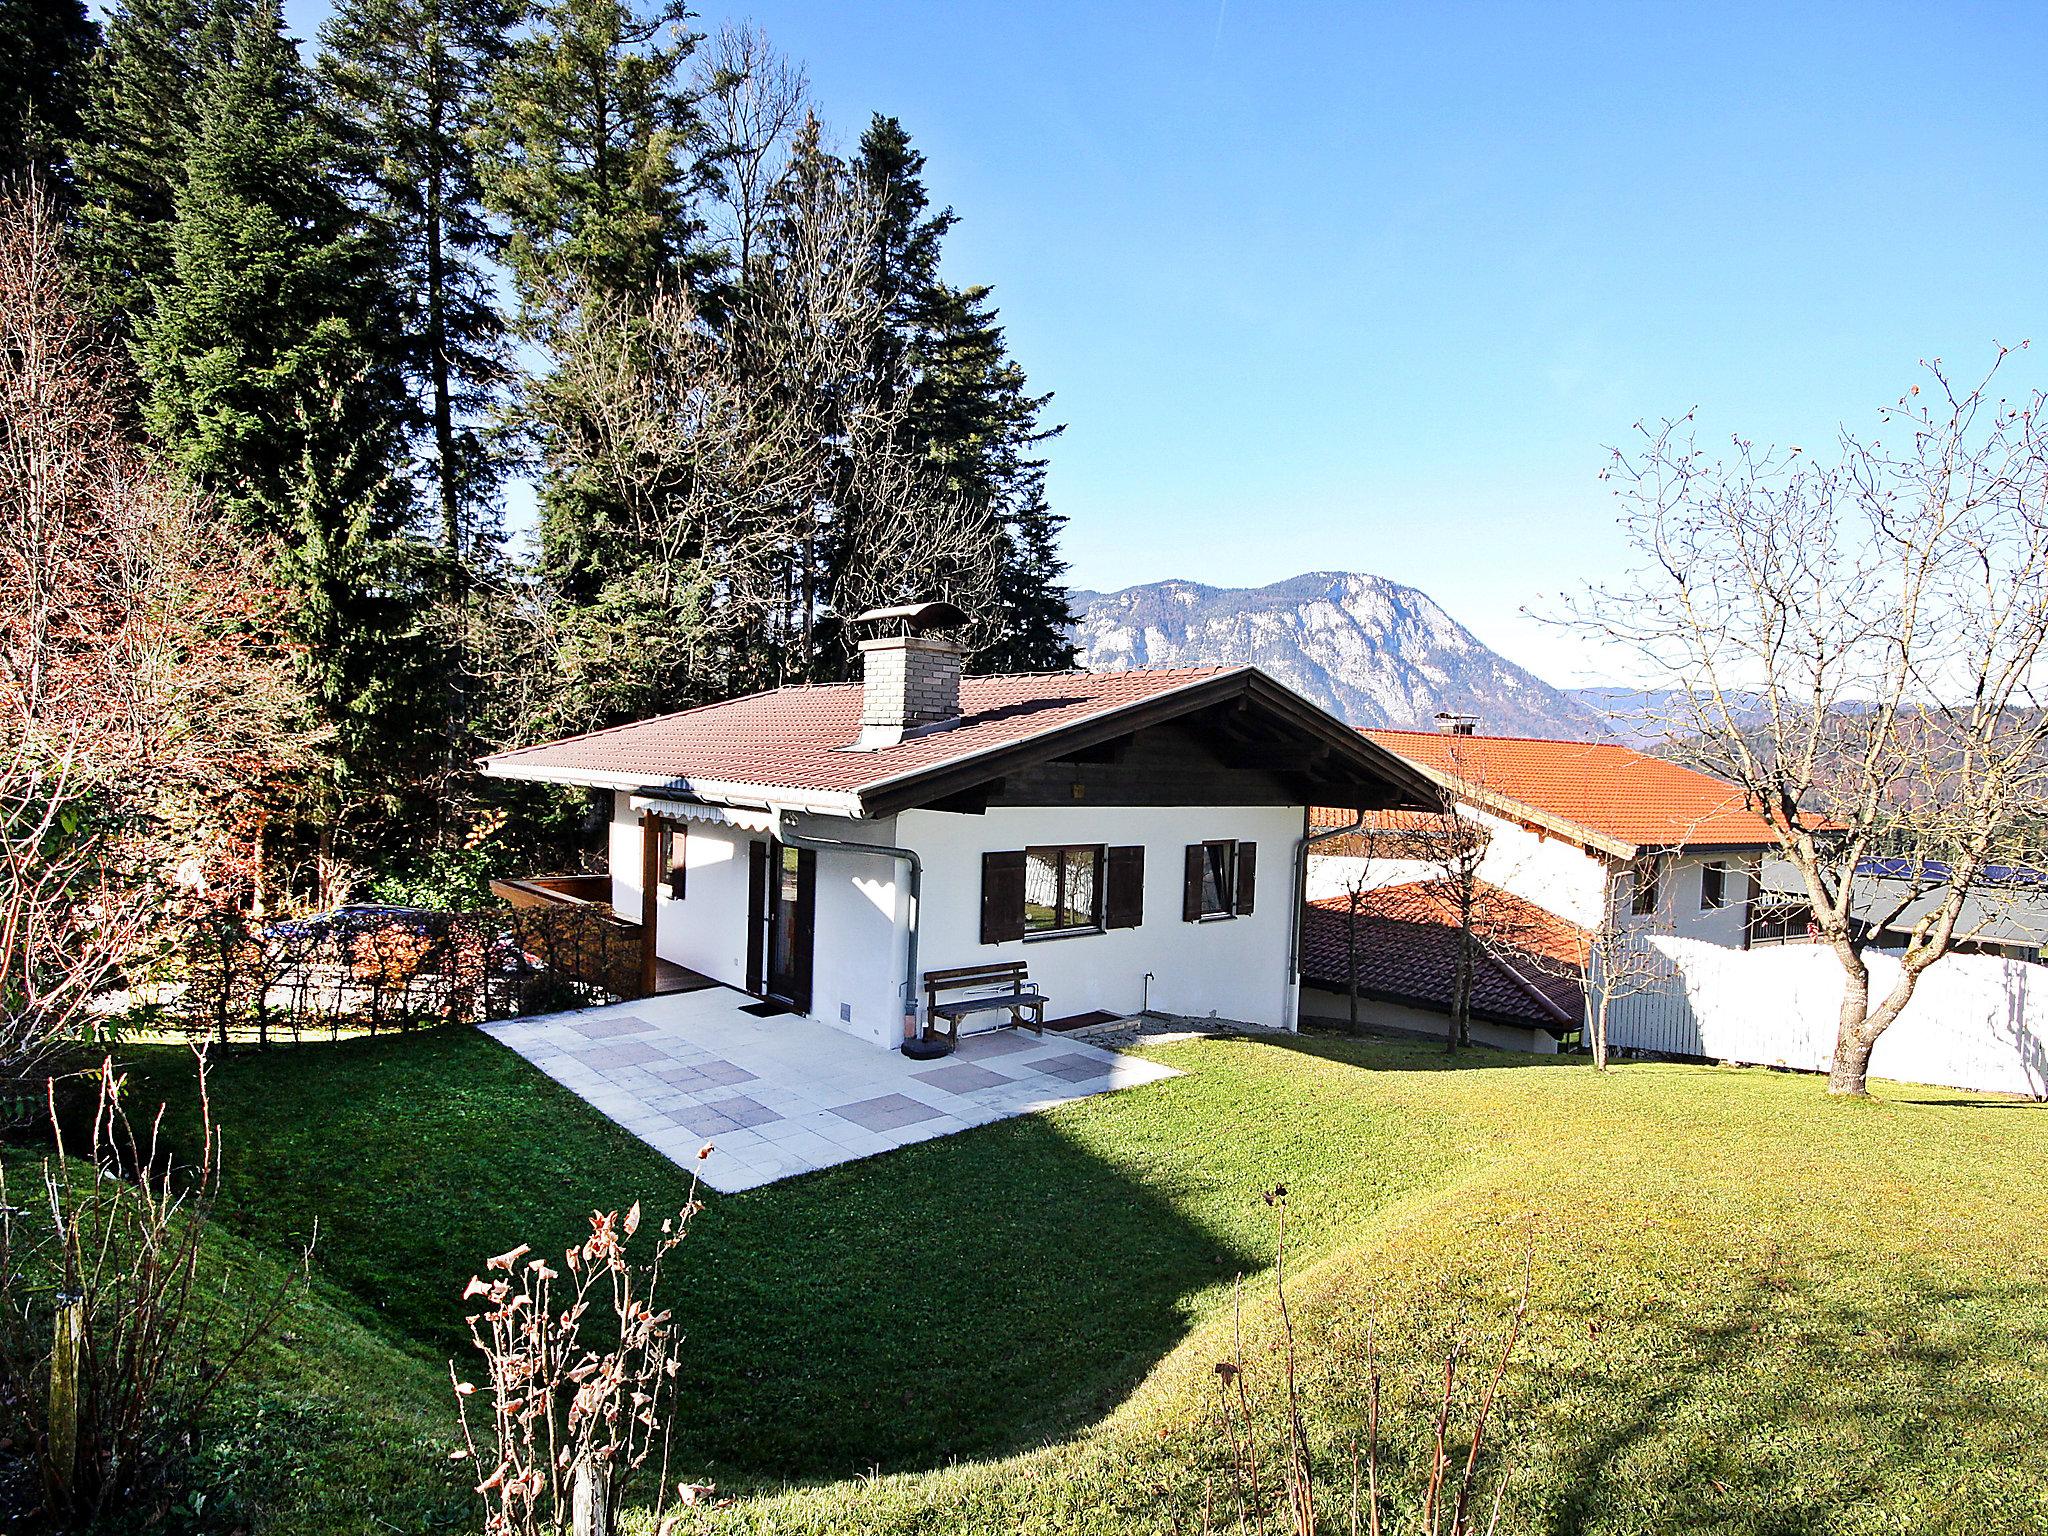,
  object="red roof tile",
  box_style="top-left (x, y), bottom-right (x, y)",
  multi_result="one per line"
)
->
top-left (1357, 729), bottom-right (1780, 854)
top-left (1301, 882), bottom-right (1587, 1028)
top-left (484, 667), bottom-right (1258, 806)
